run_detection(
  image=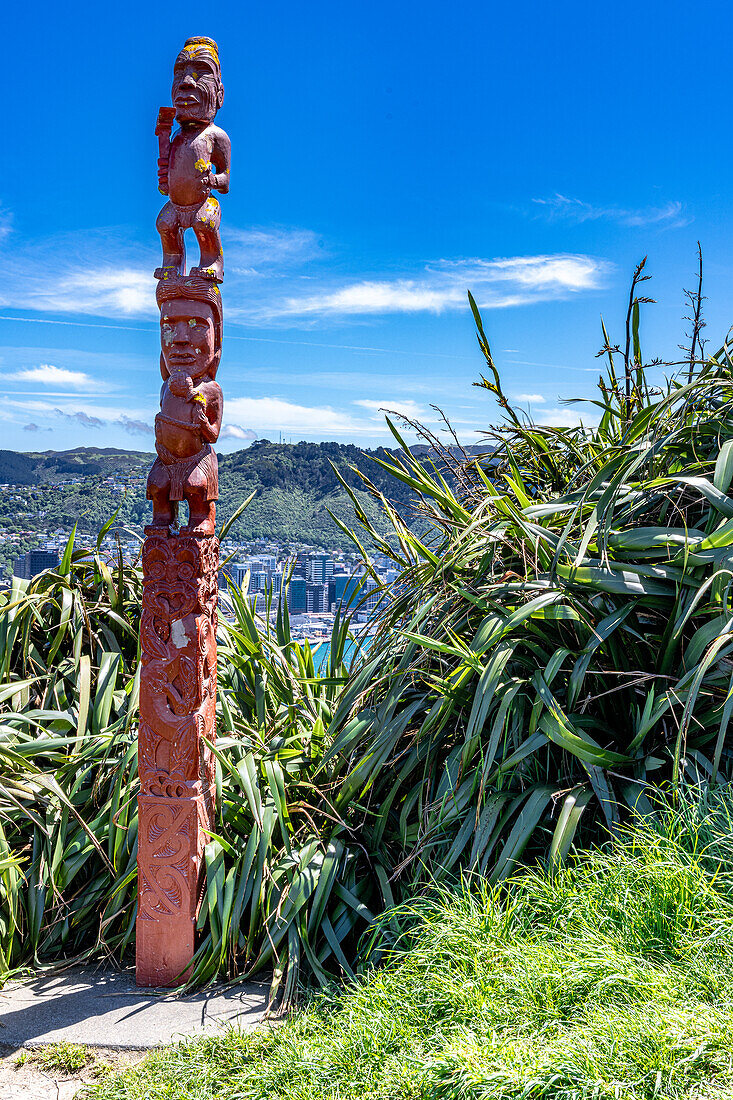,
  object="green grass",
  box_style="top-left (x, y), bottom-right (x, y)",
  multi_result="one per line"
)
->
top-left (15, 1041), bottom-right (93, 1074)
top-left (80, 786), bottom-right (733, 1100)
